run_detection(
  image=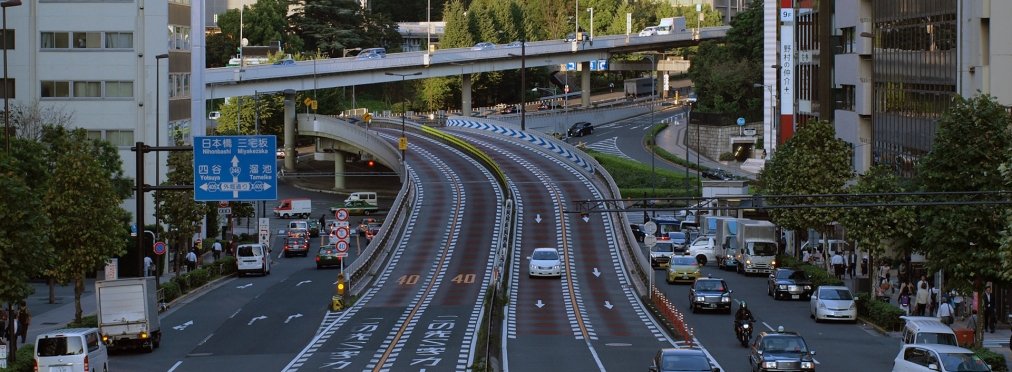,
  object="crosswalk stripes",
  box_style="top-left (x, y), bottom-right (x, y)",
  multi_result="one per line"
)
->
top-left (982, 339), bottom-right (1007, 348)
top-left (583, 137), bottom-right (634, 160)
